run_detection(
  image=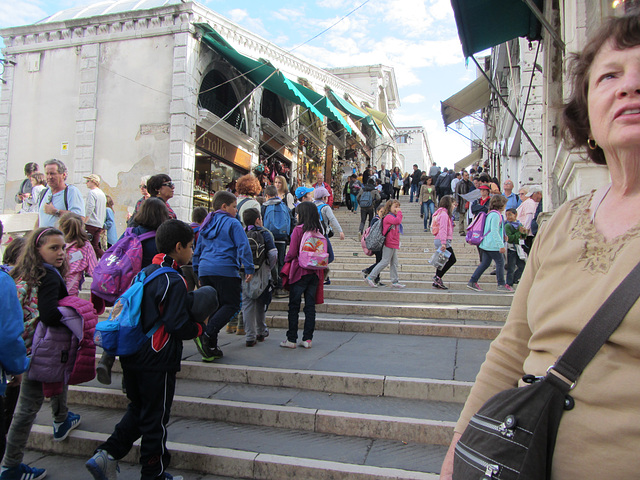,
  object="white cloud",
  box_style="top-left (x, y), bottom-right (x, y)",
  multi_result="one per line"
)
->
top-left (227, 8), bottom-right (270, 38)
top-left (273, 8), bottom-right (306, 22)
top-left (403, 94), bottom-right (425, 104)
top-left (382, 0), bottom-right (433, 37)
top-left (0, 1), bottom-right (48, 28)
